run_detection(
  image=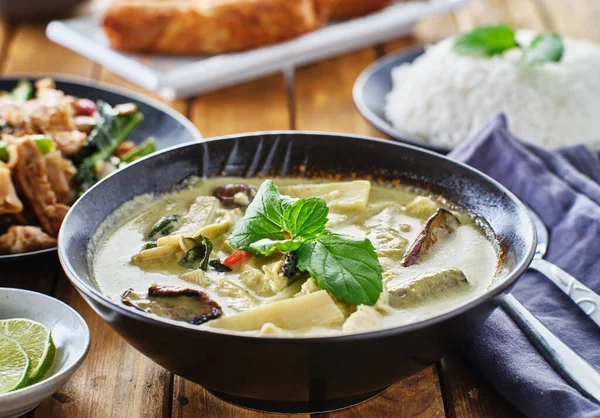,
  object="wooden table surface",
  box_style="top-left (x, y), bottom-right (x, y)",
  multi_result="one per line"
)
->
top-left (2, 0), bottom-right (598, 416)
